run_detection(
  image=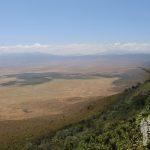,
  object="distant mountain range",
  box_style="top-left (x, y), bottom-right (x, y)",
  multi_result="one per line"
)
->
top-left (0, 53), bottom-right (150, 67)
